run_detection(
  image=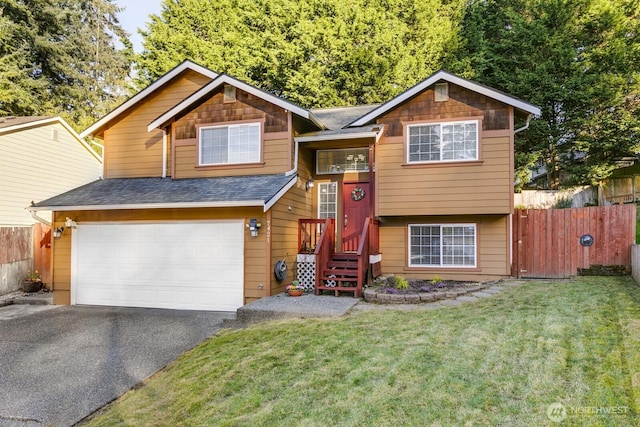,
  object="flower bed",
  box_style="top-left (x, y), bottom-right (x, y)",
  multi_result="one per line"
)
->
top-left (363, 277), bottom-right (490, 304)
